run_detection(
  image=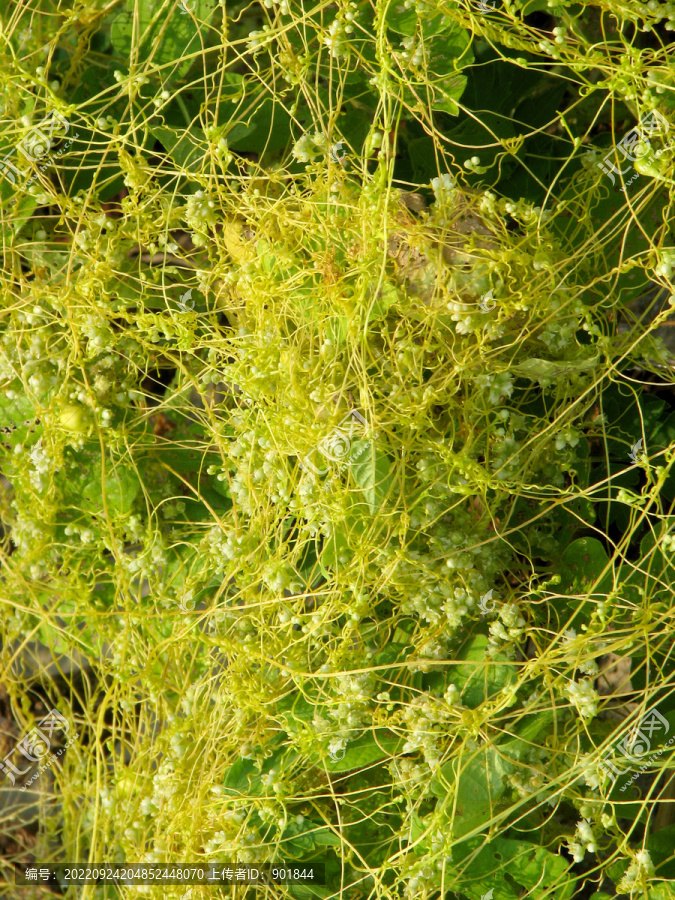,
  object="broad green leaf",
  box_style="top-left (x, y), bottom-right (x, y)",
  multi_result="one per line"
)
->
top-left (8, 192), bottom-right (37, 239)
top-left (432, 744), bottom-right (512, 837)
top-left (559, 537), bottom-right (612, 594)
top-left (513, 354), bottom-right (600, 384)
top-left (385, 5), bottom-right (462, 38)
top-left (286, 885), bottom-right (334, 900)
top-left (111, 0), bottom-right (215, 77)
top-left (349, 442), bottom-right (394, 515)
top-left (442, 111), bottom-right (517, 182)
top-left (0, 390), bottom-right (35, 432)
top-left (647, 886), bottom-right (675, 900)
top-left (276, 690), bottom-right (317, 726)
top-left (222, 757), bottom-right (260, 797)
top-left (648, 823), bottom-right (675, 878)
top-left (82, 465), bottom-right (141, 516)
top-left (452, 835), bottom-right (575, 900)
top-left (368, 279), bottom-right (400, 320)
top-left (499, 709), bottom-right (556, 761)
top-left (222, 82), bottom-right (294, 156)
top-left (150, 125), bottom-right (205, 172)
top-left (319, 525), bottom-right (351, 575)
top-left (311, 729), bottom-right (403, 773)
top-left (449, 634), bottom-right (518, 708)
top-left (553, 168), bottom-right (669, 306)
